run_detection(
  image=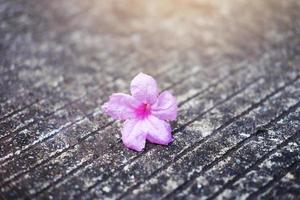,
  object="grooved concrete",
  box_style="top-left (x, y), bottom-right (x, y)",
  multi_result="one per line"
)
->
top-left (0, 0), bottom-right (300, 199)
